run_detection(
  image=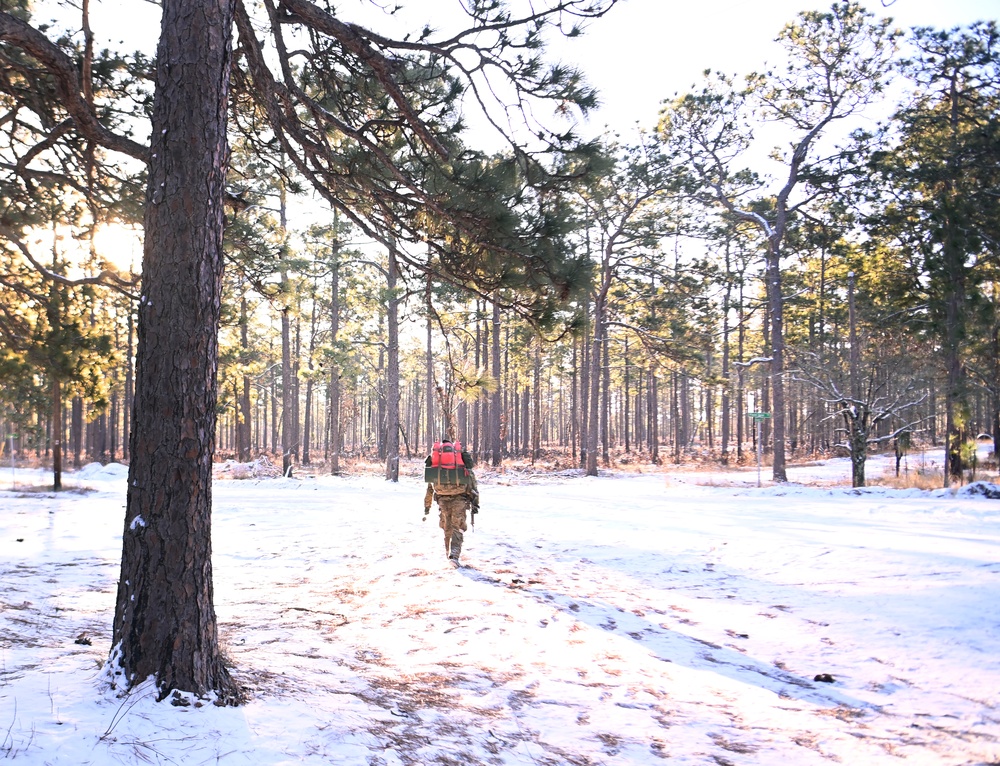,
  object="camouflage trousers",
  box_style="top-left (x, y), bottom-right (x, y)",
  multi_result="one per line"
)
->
top-left (437, 495), bottom-right (469, 560)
